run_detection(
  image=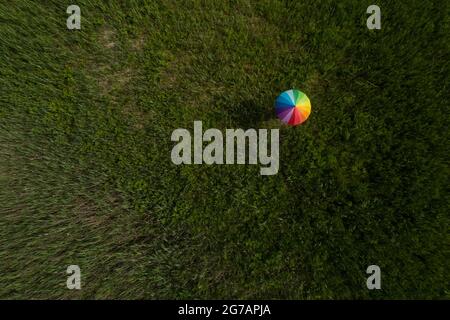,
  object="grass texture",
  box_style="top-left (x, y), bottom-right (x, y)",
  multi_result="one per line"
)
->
top-left (0, 0), bottom-right (448, 299)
